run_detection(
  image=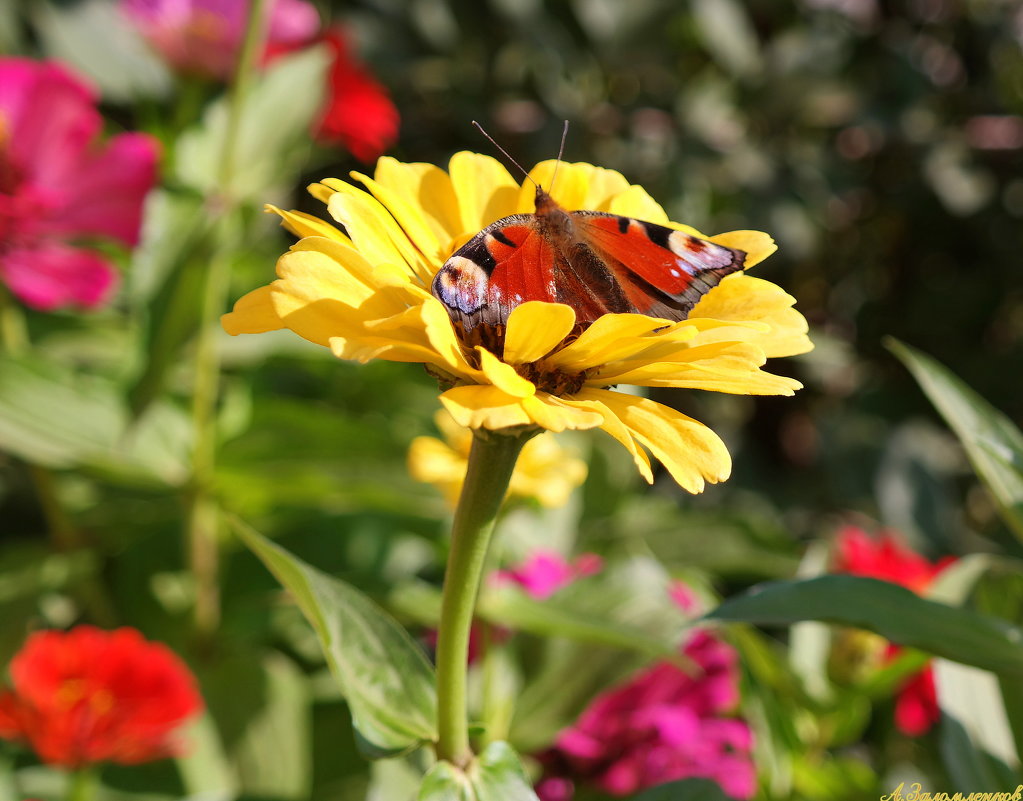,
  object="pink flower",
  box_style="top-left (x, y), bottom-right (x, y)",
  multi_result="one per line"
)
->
top-left (493, 551), bottom-right (603, 600)
top-left (0, 59), bottom-right (158, 311)
top-left (537, 626), bottom-right (756, 800)
top-left (832, 526), bottom-right (956, 736)
top-left (668, 580), bottom-right (701, 615)
top-left (121, 0), bottom-right (320, 80)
